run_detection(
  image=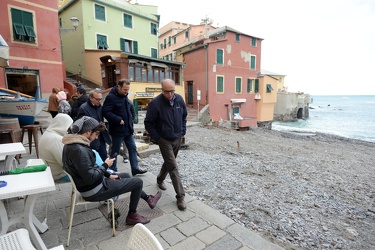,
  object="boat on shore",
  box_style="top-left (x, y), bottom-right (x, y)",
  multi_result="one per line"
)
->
top-left (0, 87), bottom-right (48, 126)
